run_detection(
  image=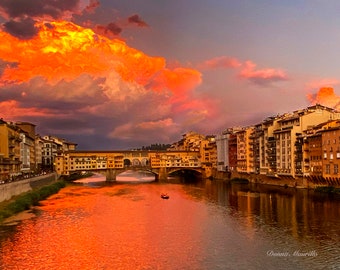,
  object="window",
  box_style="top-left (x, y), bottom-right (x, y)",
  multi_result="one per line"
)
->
top-left (334, 164), bottom-right (338, 174)
top-left (326, 164), bottom-right (330, 174)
